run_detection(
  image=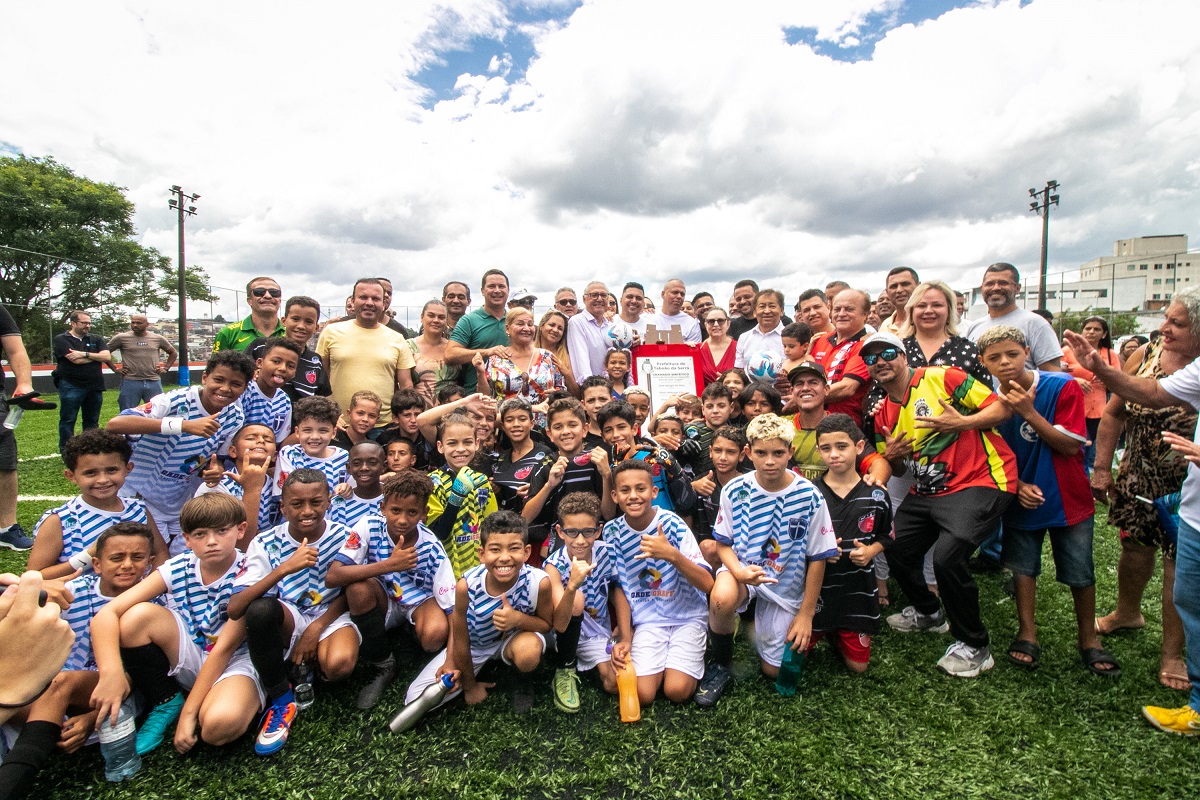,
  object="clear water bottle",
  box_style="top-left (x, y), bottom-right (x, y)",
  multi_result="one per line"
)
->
top-left (291, 663), bottom-right (315, 711)
top-left (389, 674), bottom-right (455, 733)
top-left (98, 700), bottom-right (142, 782)
top-left (775, 645), bottom-right (804, 697)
